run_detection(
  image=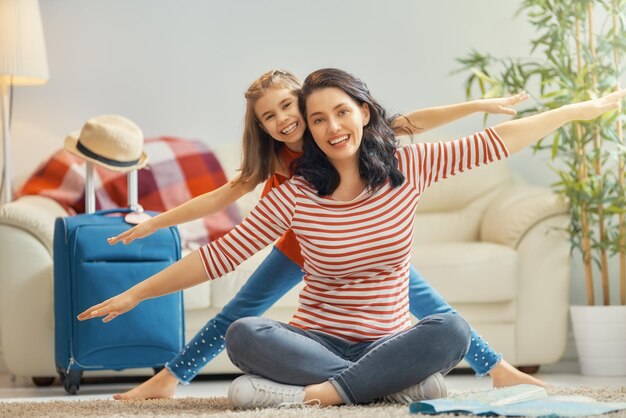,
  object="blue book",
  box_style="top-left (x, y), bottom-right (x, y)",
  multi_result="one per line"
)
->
top-left (410, 384), bottom-right (626, 417)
